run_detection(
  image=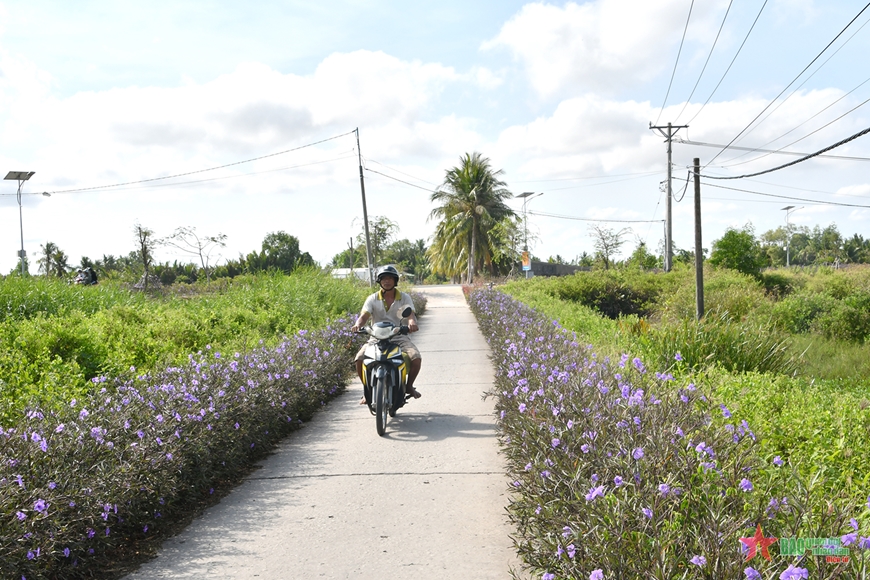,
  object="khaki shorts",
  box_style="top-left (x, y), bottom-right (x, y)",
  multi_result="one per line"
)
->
top-left (355, 334), bottom-right (421, 362)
